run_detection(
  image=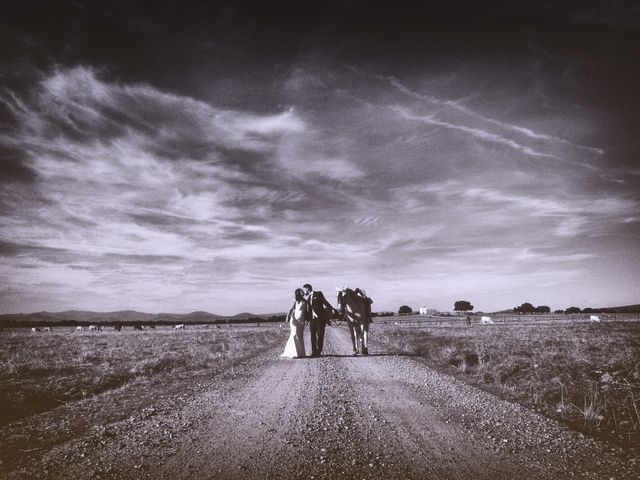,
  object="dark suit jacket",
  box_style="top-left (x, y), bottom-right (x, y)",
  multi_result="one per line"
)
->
top-left (308, 291), bottom-right (332, 323)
